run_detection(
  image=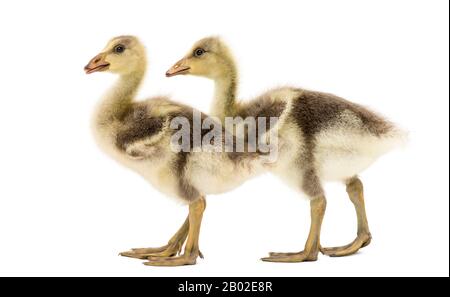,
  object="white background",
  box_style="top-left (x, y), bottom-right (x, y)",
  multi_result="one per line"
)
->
top-left (0, 0), bottom-right (448, 277)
